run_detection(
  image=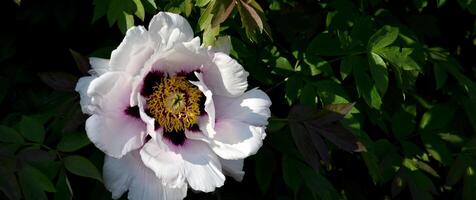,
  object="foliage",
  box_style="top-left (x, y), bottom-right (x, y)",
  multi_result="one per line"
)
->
top-left (1, 0), bottom-right (476, 199)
